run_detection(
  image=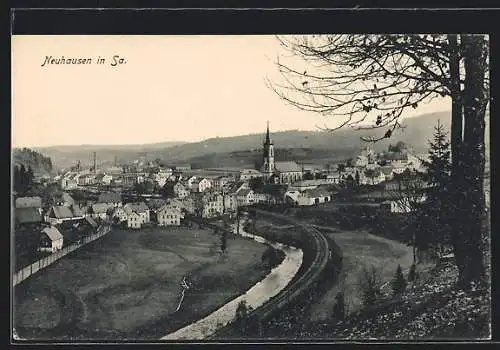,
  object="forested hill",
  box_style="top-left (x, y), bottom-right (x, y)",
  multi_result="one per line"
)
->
top-left (12, 148), bottom-right (54, 176)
